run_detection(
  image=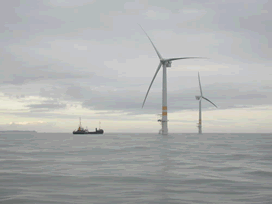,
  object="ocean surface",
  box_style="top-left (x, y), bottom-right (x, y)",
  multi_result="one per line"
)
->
top-left (0, 132), bottom-right (271, 204)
